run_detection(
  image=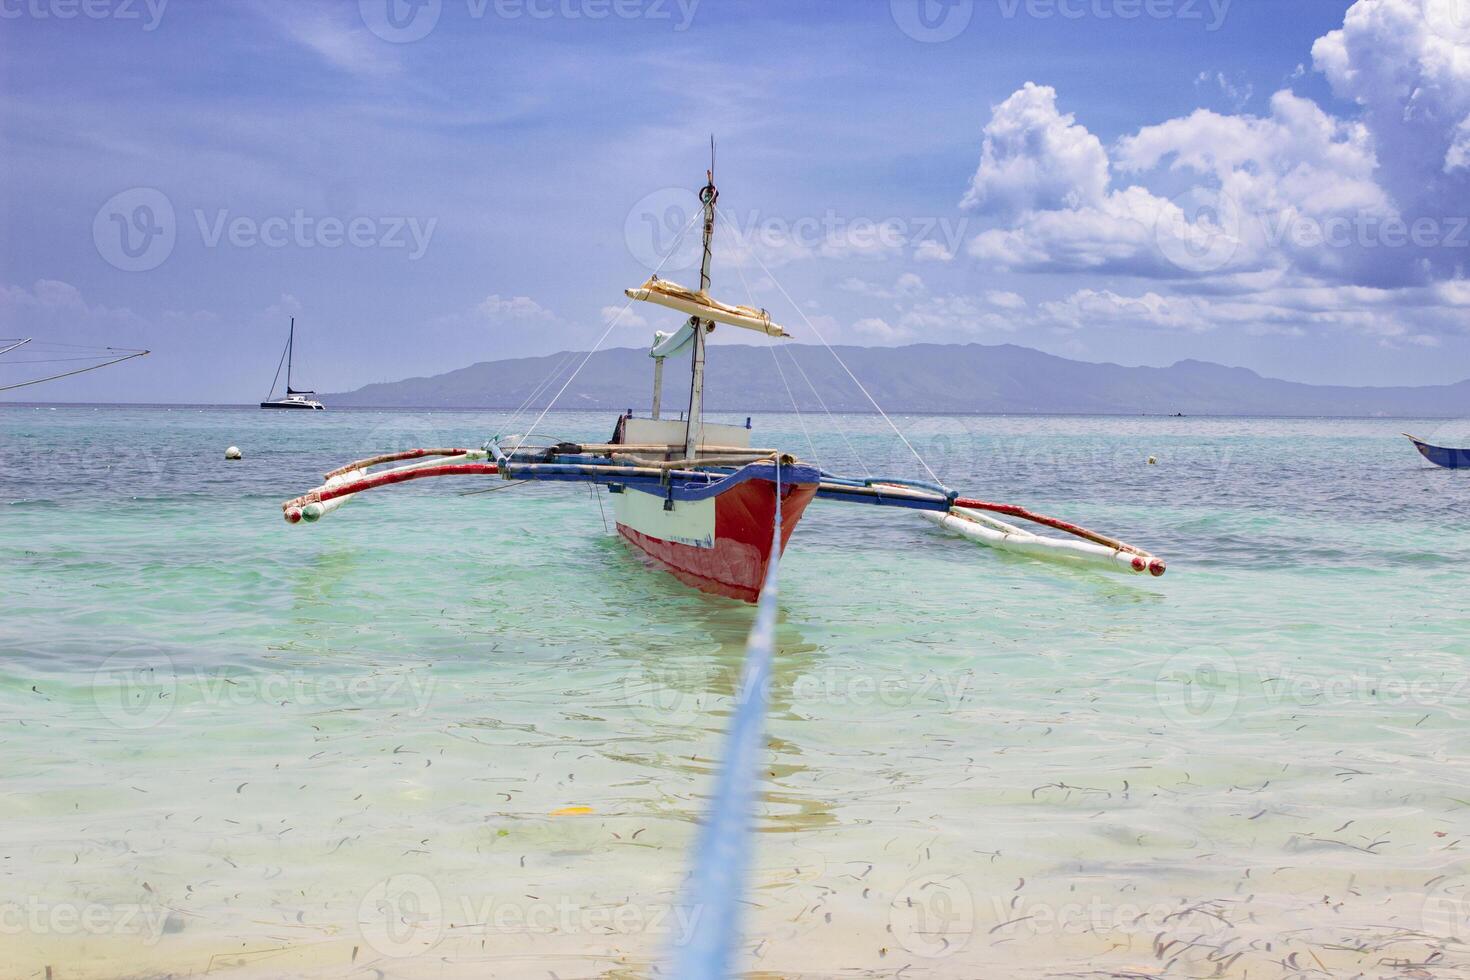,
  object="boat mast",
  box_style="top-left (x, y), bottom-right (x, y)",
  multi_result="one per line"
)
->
top-left (684, 144), bottom-right (717, 460)
top-left (286, 317), bottom-right (294, 394)
top-left (651, 355), bottom-right (664, 420)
